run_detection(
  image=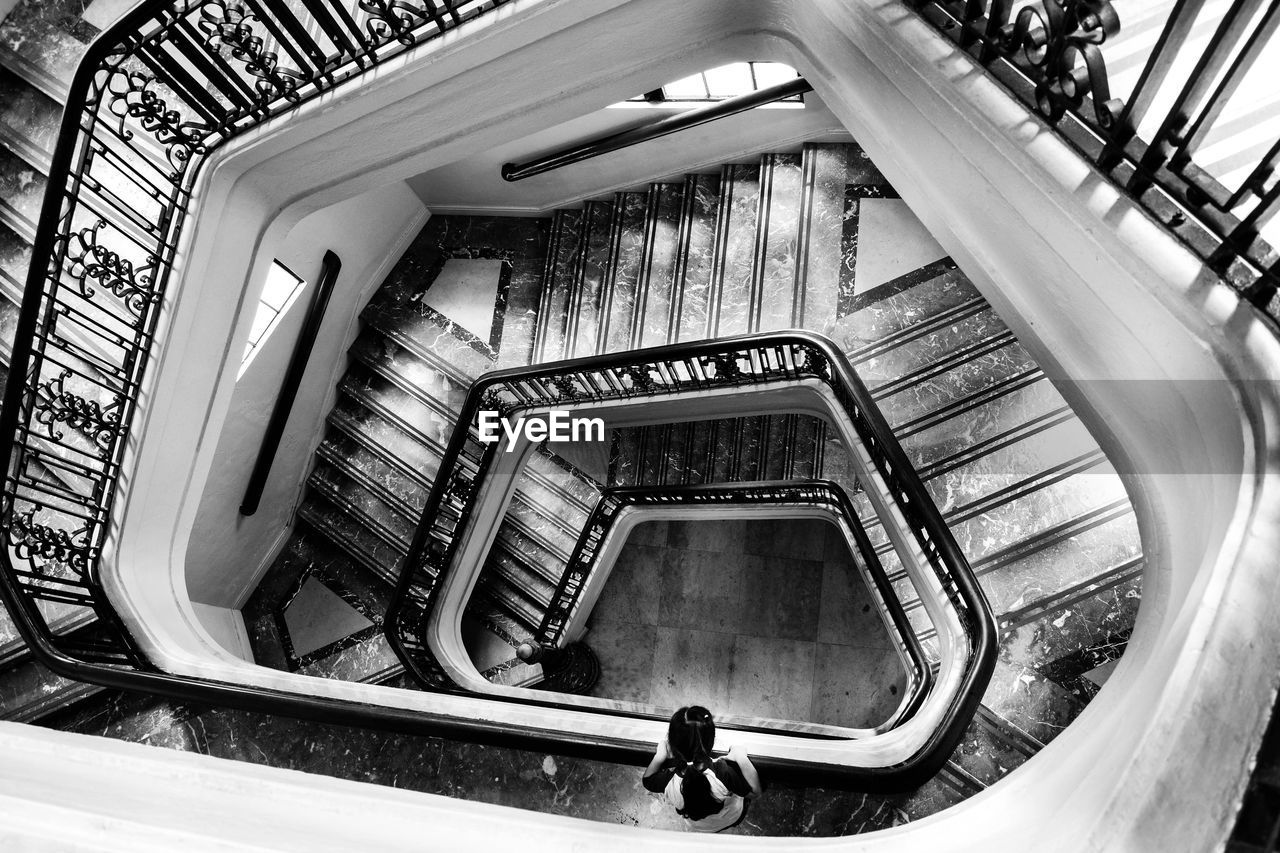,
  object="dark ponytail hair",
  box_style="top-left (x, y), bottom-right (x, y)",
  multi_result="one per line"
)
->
top-left (668, 706), bottom-right (722, 821)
